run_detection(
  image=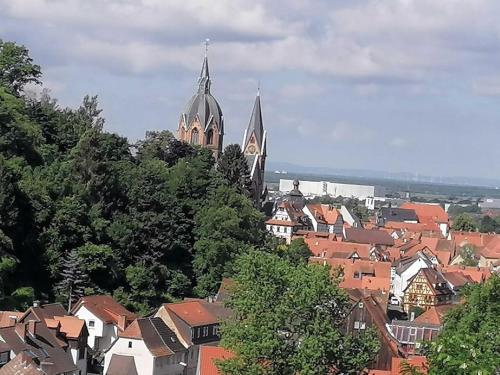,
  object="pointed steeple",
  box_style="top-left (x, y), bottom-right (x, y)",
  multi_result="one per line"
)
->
top-left (244, 91), bottom-right (264, 150)
top-left (198, 40), bottom-right (211, 94)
